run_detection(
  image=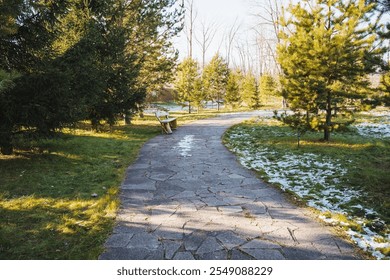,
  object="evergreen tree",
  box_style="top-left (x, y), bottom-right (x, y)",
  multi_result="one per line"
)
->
top-left (380, 72), bottom-right (390, 106)
top-left (225, 71), bottom-right (242, 109)
top-left (241, 73), bottom-right (260, 109)
top-left (0, 0), bottom-right (71, 154)
top-left (174, 57), bottom-right (199, 113)
top-left (0, 0), bottom-right (184, 154)
top-left (277, 0), bottom-right (385, 141)
top-left (202, 54), bottom-right (229, 111)
top-left (259, 74), bottom-right (274, 106)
